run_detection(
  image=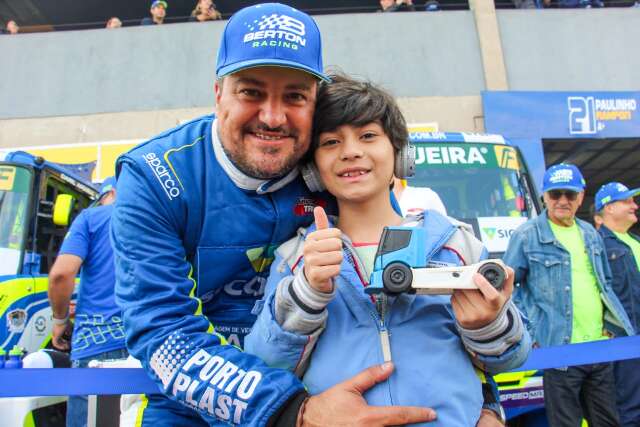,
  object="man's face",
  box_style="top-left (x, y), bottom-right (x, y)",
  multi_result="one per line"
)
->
top-left (151, 5), bottom-right (166, 19)
top-left (543, 189), bottom-right (584, 226)
top-left (604, 197), bottom-right (638, 230)
top-left (7, 21), bottom-right (19, 34)
top-left (215, 67), bottom-right (317, 179)
top-left (380, 0), bottom-right (394, 9)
